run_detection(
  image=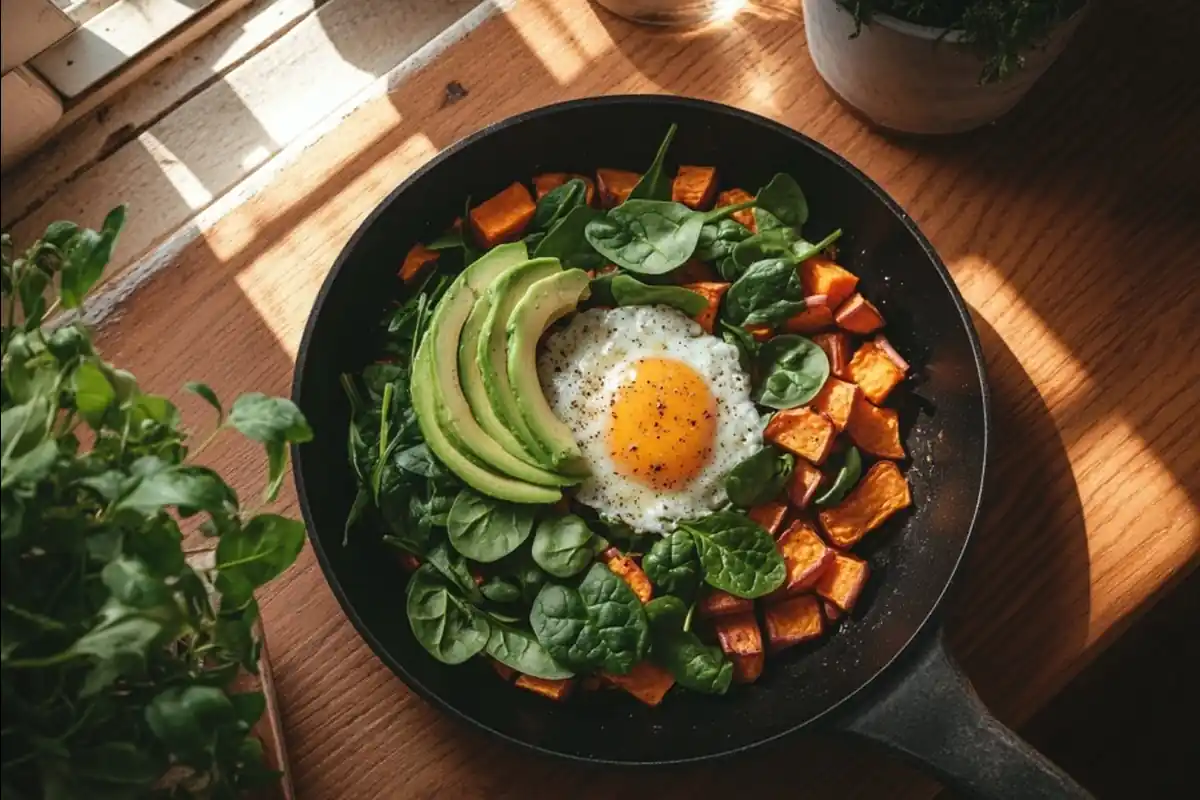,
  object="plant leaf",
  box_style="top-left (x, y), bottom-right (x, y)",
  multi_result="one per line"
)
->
top-left (645, 596), bottom-right (733, 694)
top-left (755, 173), bottom-right (808, 228)
top-left (628, 123), bottom-right (677, 201)
top-left (755, 334), bottom-right (830, 409)
top-left (185, 381), bottom-right (224, 424)
top-left (531, 514), bottom-right (595, 578)
top-left (609, 274), bottom-right (708, 316)
top-left (485, 622), bottom-right (574, 679)
top-left (405, 564), bottom-right (490, 664)
top-left (642, 530), bottom-right (701, 601)
top-left (446, 489), bottom-right (536, 563)
top-left (680, 511), bottom-right (786, 598)
top-left (724, 446), bottom-right (794, 507)
top-left (723, 258), bottom-right (807, 327)
top-left (815, 446), bottom-right (863, 507)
